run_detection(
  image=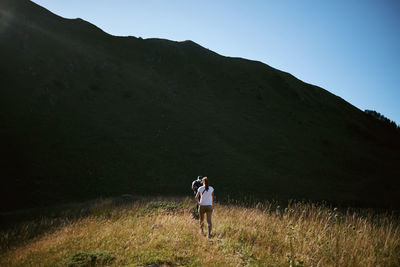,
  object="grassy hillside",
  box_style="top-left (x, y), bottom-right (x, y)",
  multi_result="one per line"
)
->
top-left (1, 0), bottom-right (399, 211)
top-left (1, 197), bottom-right (399, 266)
